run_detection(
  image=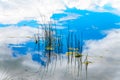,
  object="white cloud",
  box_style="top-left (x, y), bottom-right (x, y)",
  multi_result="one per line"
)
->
top-left (0, 26), bottom-right (43, 73)
top-left (64, 0), bottom-right (120, 15)
top-left (0, 0), bottom-right (119, 24)
top-left (0, 25), bottom-right (69, 80)
top-left (0, 26), bottom-right (42, 44)
top-left (59, 13), bottom-right (81, 21)
top-left (83, 29), bottom-right (120, 80)
top-left (0, 0), bottom-right (65, 24)
top-left (84, 29), bottom-right (120, 59)
top-left (0, 42), bottom-right (43, 80)
top-left (64, 0), bottom-right (93, 9)
top-left (0, 27), bottom-right (120, 80)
